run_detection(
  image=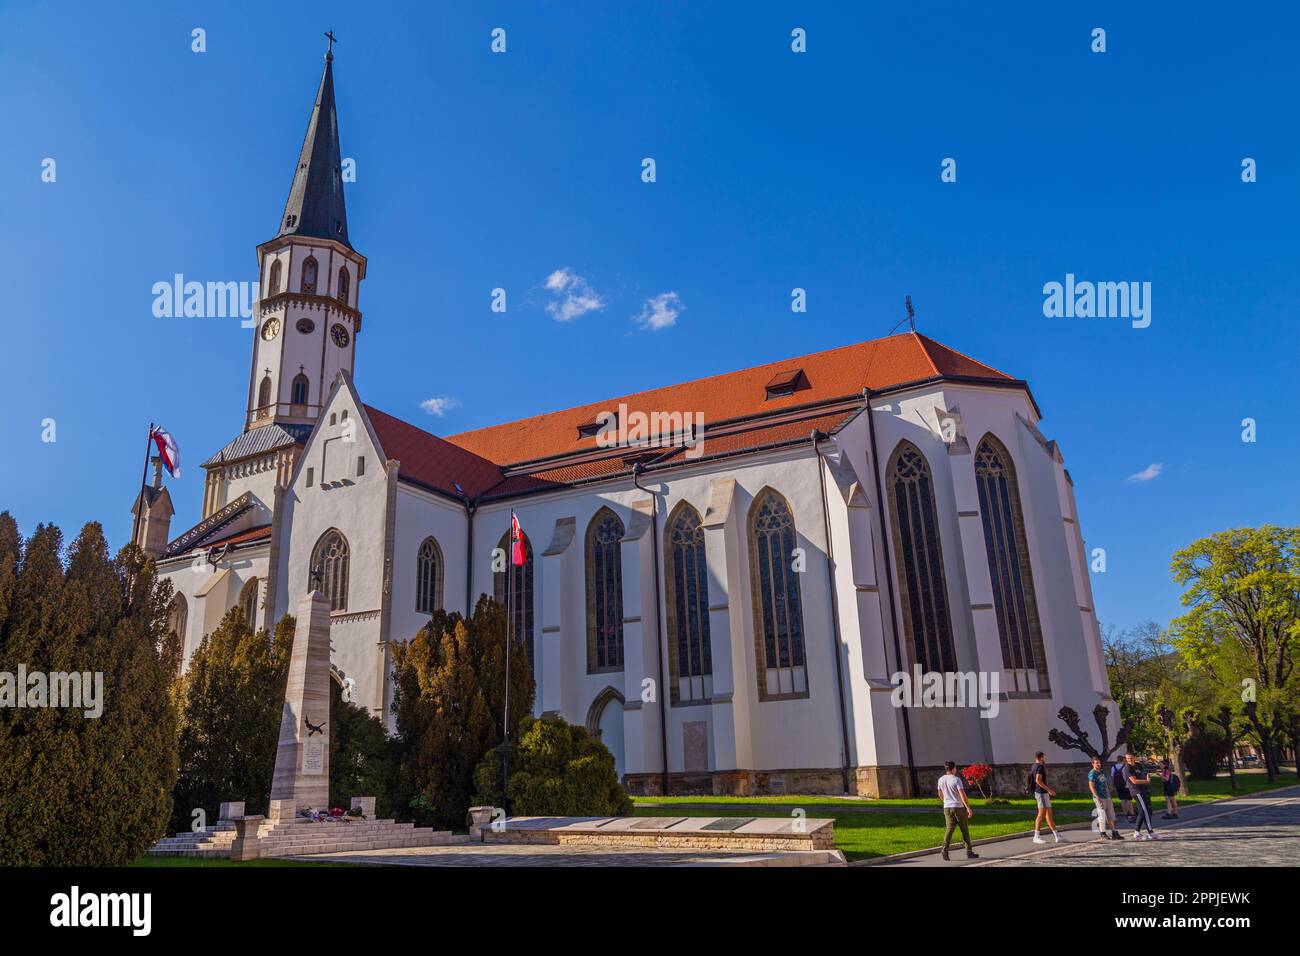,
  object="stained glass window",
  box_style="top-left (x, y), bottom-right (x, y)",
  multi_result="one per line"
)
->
top-left (665, 504), bottom-right (712, 703)
top-left (586, 508), bottom-right (625, 672)
top-left (748, 489), bottom-right (808, 698)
